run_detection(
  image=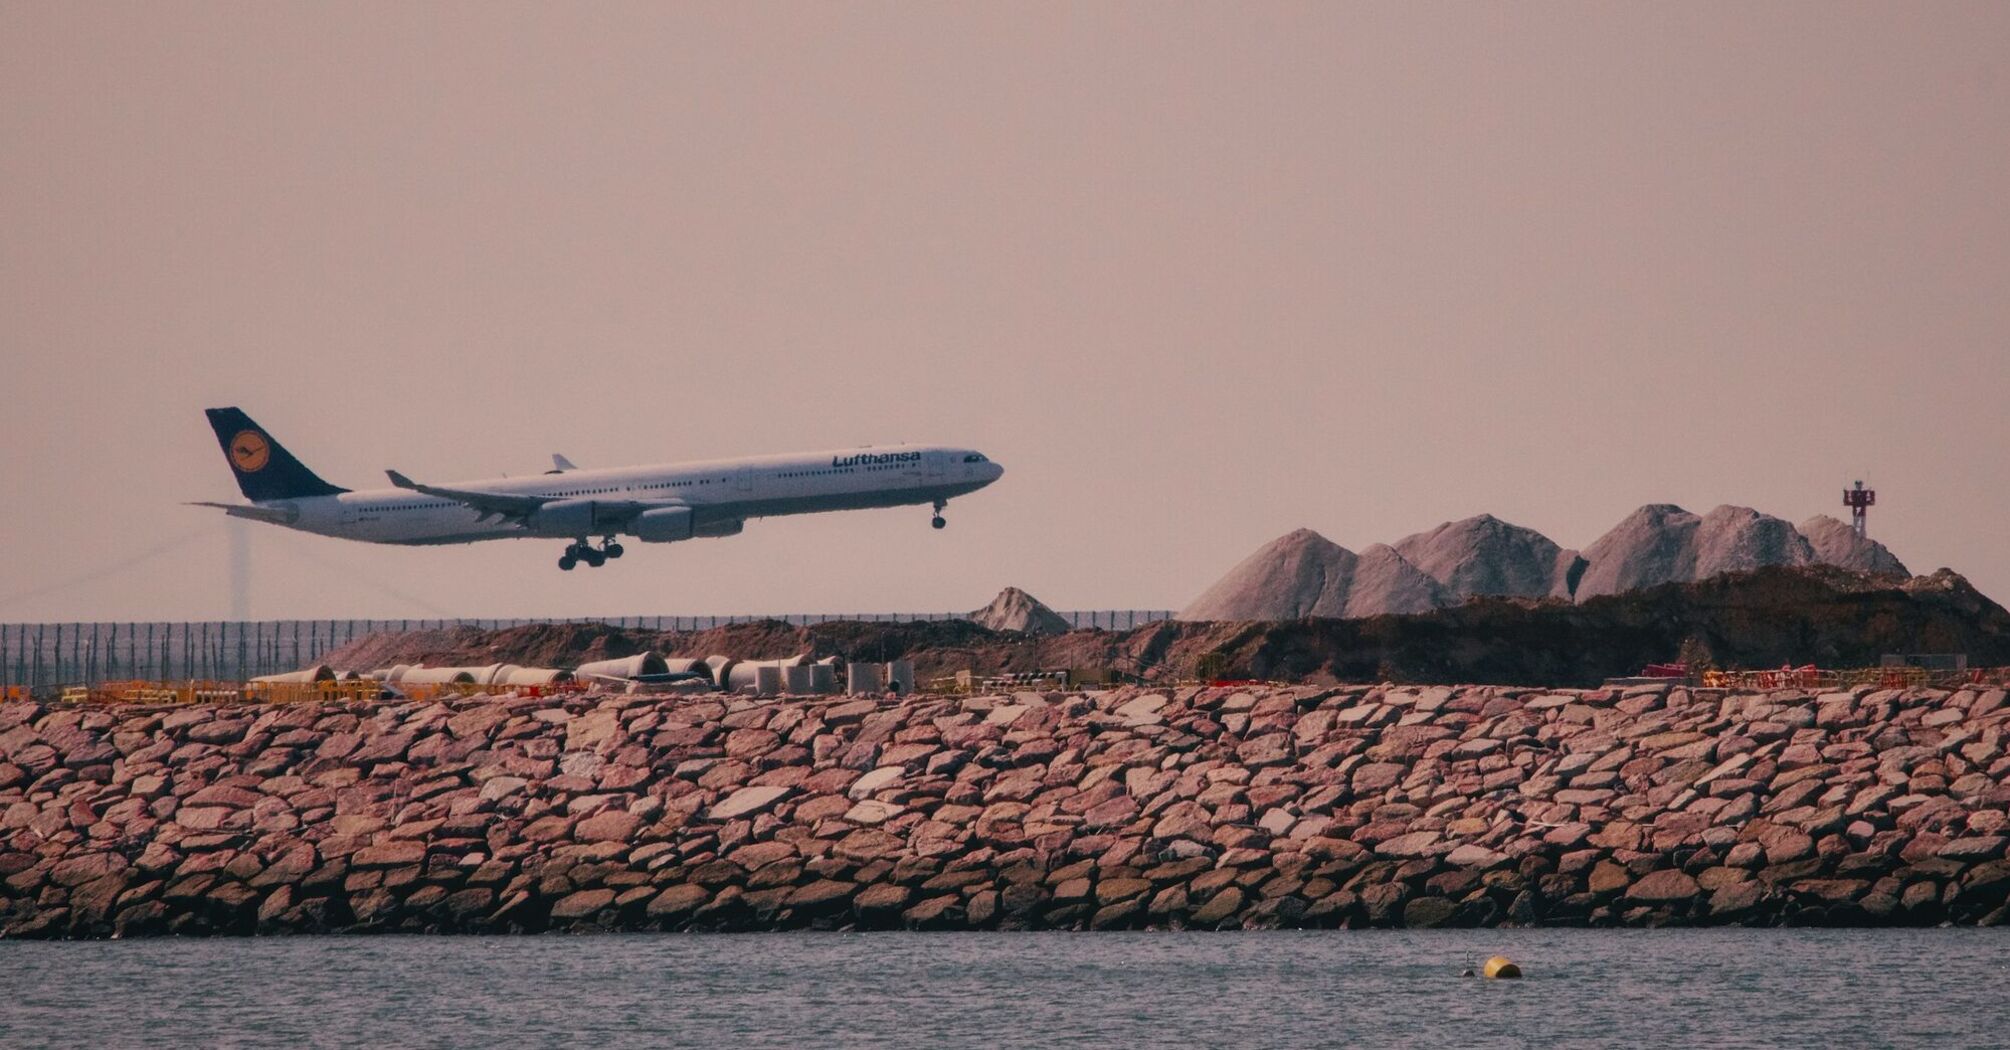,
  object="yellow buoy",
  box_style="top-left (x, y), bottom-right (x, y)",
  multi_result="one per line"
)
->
top-left (1482, 955), bottom-right (1522, 979)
